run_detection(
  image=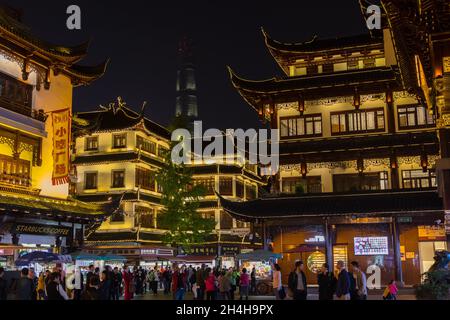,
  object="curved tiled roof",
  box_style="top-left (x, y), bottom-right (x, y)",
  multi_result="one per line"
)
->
top-left (218, 189), bottom-right (443, 220)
